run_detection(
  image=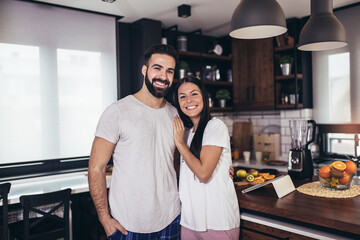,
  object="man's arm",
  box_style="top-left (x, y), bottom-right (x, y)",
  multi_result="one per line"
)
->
top-left (173, 148), bottom-right (180, 179)
top-left (88, 136), bottom-right (128, 236)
